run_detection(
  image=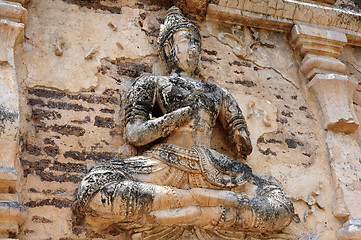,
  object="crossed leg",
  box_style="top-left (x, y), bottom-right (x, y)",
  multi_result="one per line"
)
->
top-left (87, 179), bottom-right (293, 232)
